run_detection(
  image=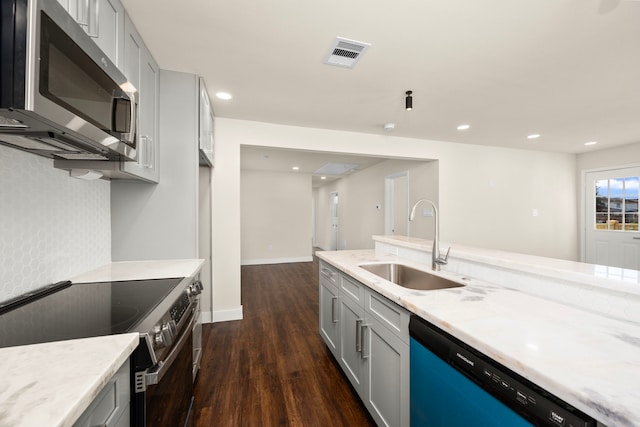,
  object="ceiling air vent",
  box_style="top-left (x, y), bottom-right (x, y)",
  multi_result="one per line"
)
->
top-left (323, 37), bottom-right (371, 69)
